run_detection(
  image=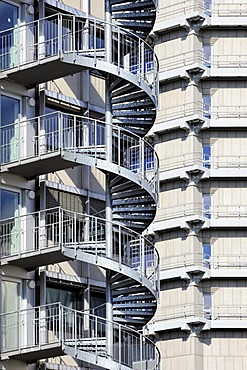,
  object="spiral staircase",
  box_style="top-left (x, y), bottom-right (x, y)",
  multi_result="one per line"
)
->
top-left (0, 1), bottom-right (159, 369)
